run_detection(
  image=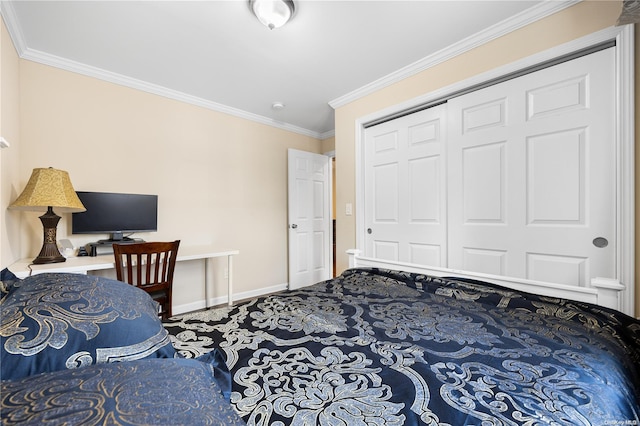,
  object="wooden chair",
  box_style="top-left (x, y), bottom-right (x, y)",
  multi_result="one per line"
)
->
top-left (113, 240), bottom-right (180, 320)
